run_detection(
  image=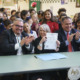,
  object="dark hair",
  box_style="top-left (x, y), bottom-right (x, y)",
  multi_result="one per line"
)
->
top-left (58, 8), bottom-right (66, 15)
top-left (3, 12), bottom-right (8, 17)
top-left (37, 10), bottom-right (44, 16)
top-left (3, 19), bottom-right (12, 27)
top-left (0, 8), bottom-right (5, 12)
top-left (15, 11), bottom-right (20, 18)
top-left (75, 18), bottom-right (80, 29)
top-left (21, 10), bottom-right (29, 19)
top-left (62, 16), bottom-right (71, 22)
top-left (59, 13), bottom-right (67, 19)
top-left (29, 8), bottom-right (35, 13)
top-left (11, 10), bottom-right (16, 15)
top-left (42, 9), bottom-right (54, 24)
